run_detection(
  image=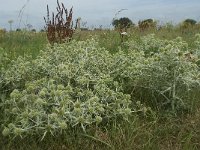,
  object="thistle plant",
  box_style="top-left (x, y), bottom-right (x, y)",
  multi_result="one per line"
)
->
top-left (122, 34), bottom-right (200, 111)
top-left (1, 34), bottom-right (200, 140)
top-left (1, 38), bottom-right (132, 138)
